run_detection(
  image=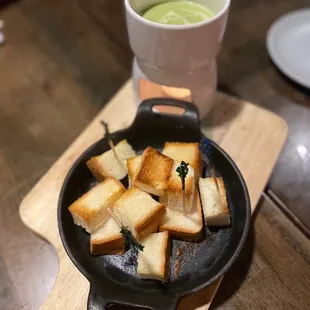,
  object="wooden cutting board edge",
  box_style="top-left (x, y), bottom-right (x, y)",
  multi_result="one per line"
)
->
top-left (19, 80), bottom-right (288, 310)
